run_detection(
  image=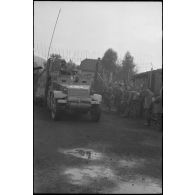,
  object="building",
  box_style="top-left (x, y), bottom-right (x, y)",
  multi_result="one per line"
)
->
top-left (34, 55), bottom-right (46, 68)
top-left (131, 68), bottom-right (162, 95)
top-left (79, 58), bottom-right (102, 81)
top-left (80, 58), bottom-right (101, 72)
